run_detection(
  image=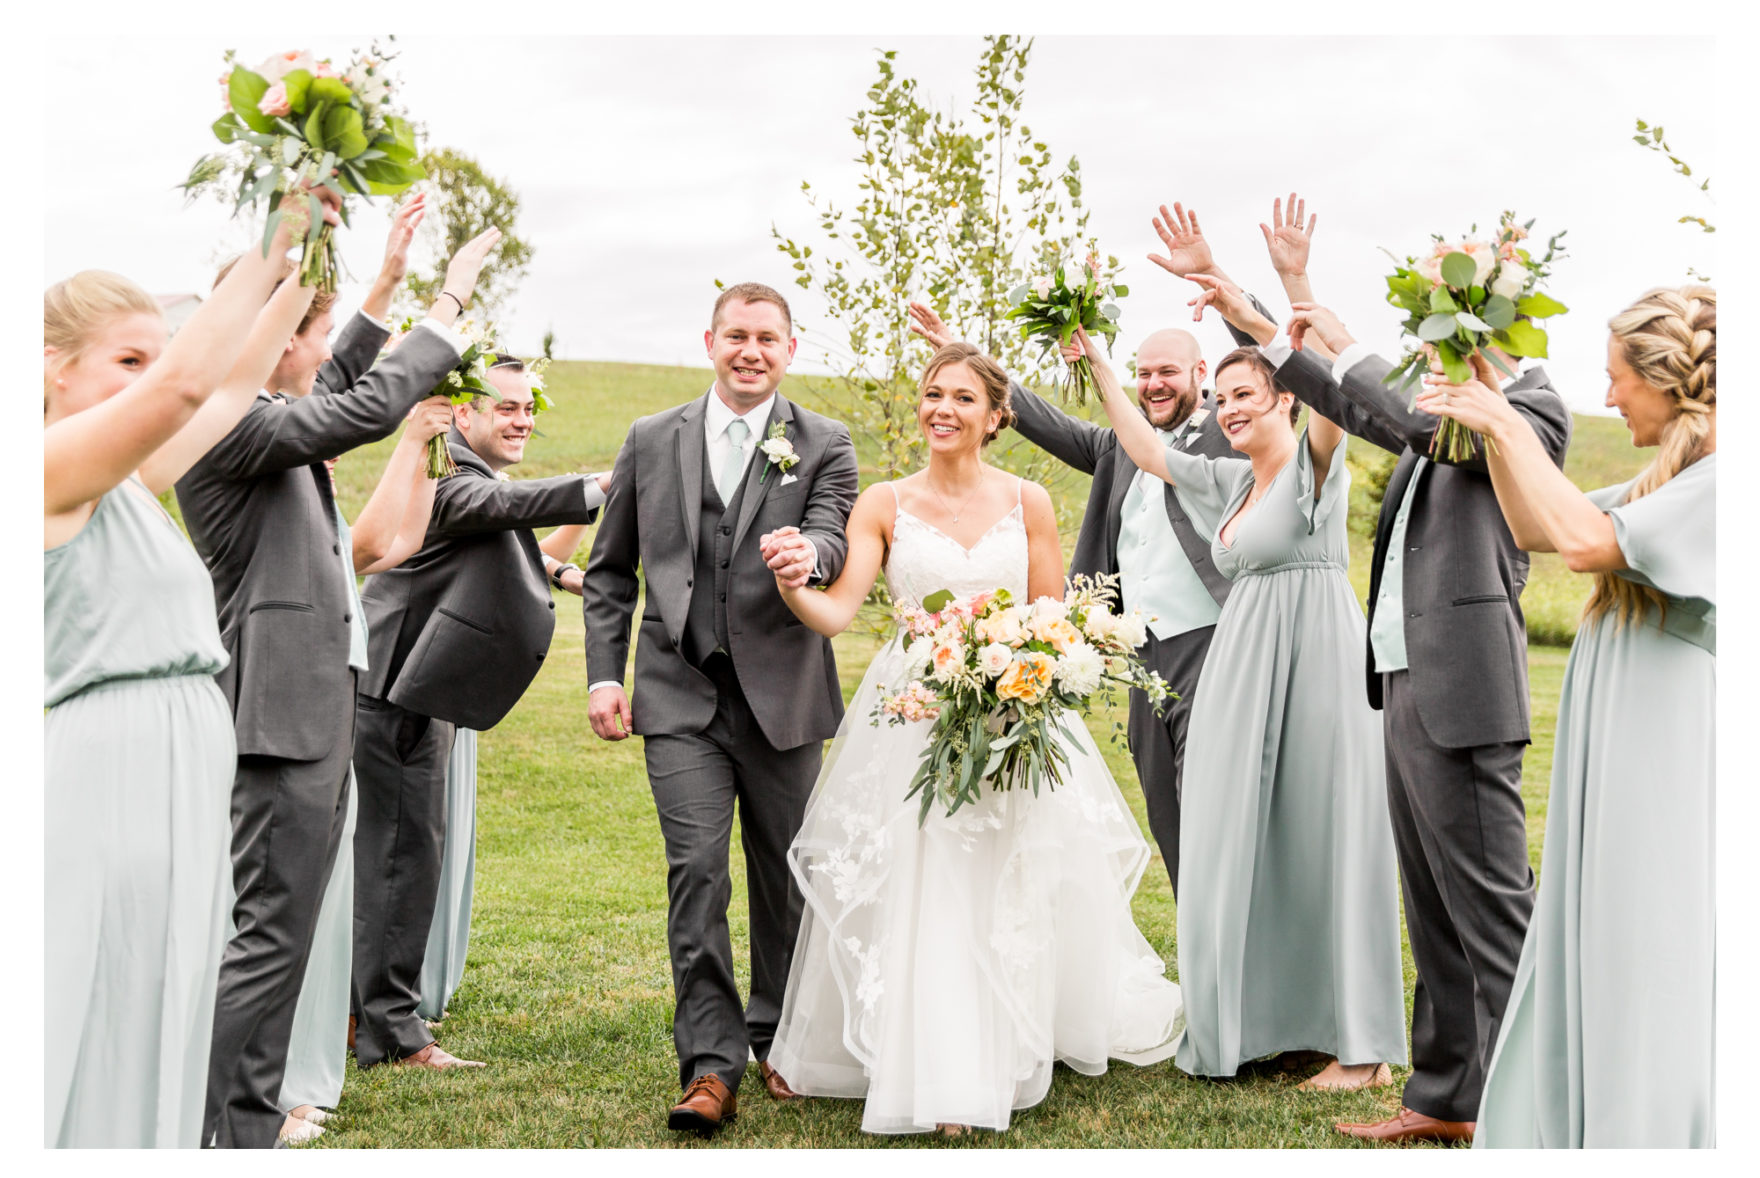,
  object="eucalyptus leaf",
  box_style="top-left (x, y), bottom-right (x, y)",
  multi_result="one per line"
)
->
top-left (1418, 312), bottom-right (1459, 343)
top-left (1439, 251), bottom-right (1478, 289)
top-left (1455, 311), bottom-right (1492, 333)
top-left (1482, 294), bottom-right (1517, 329)
top-left (922, 589), bottom-right (954, 613)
